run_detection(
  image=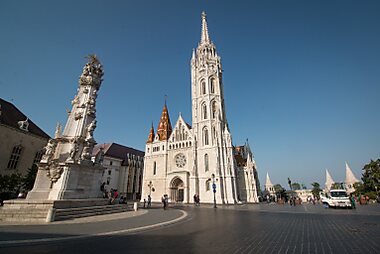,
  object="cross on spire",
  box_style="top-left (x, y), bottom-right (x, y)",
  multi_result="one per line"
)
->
top-left (200, 11), bottom-right (211, 44)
